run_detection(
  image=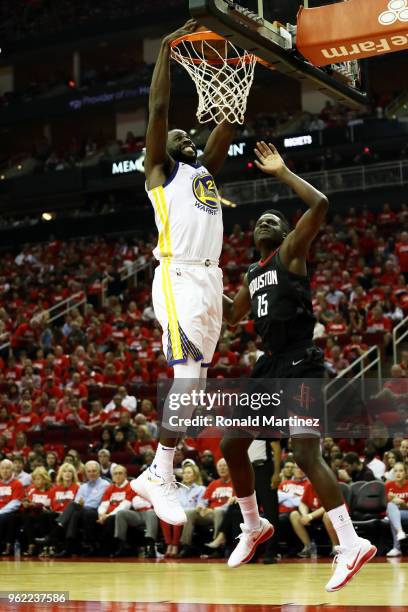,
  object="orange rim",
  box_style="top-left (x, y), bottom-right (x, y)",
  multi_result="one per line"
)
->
top-left (170, 30), bottom-right (255, 66)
